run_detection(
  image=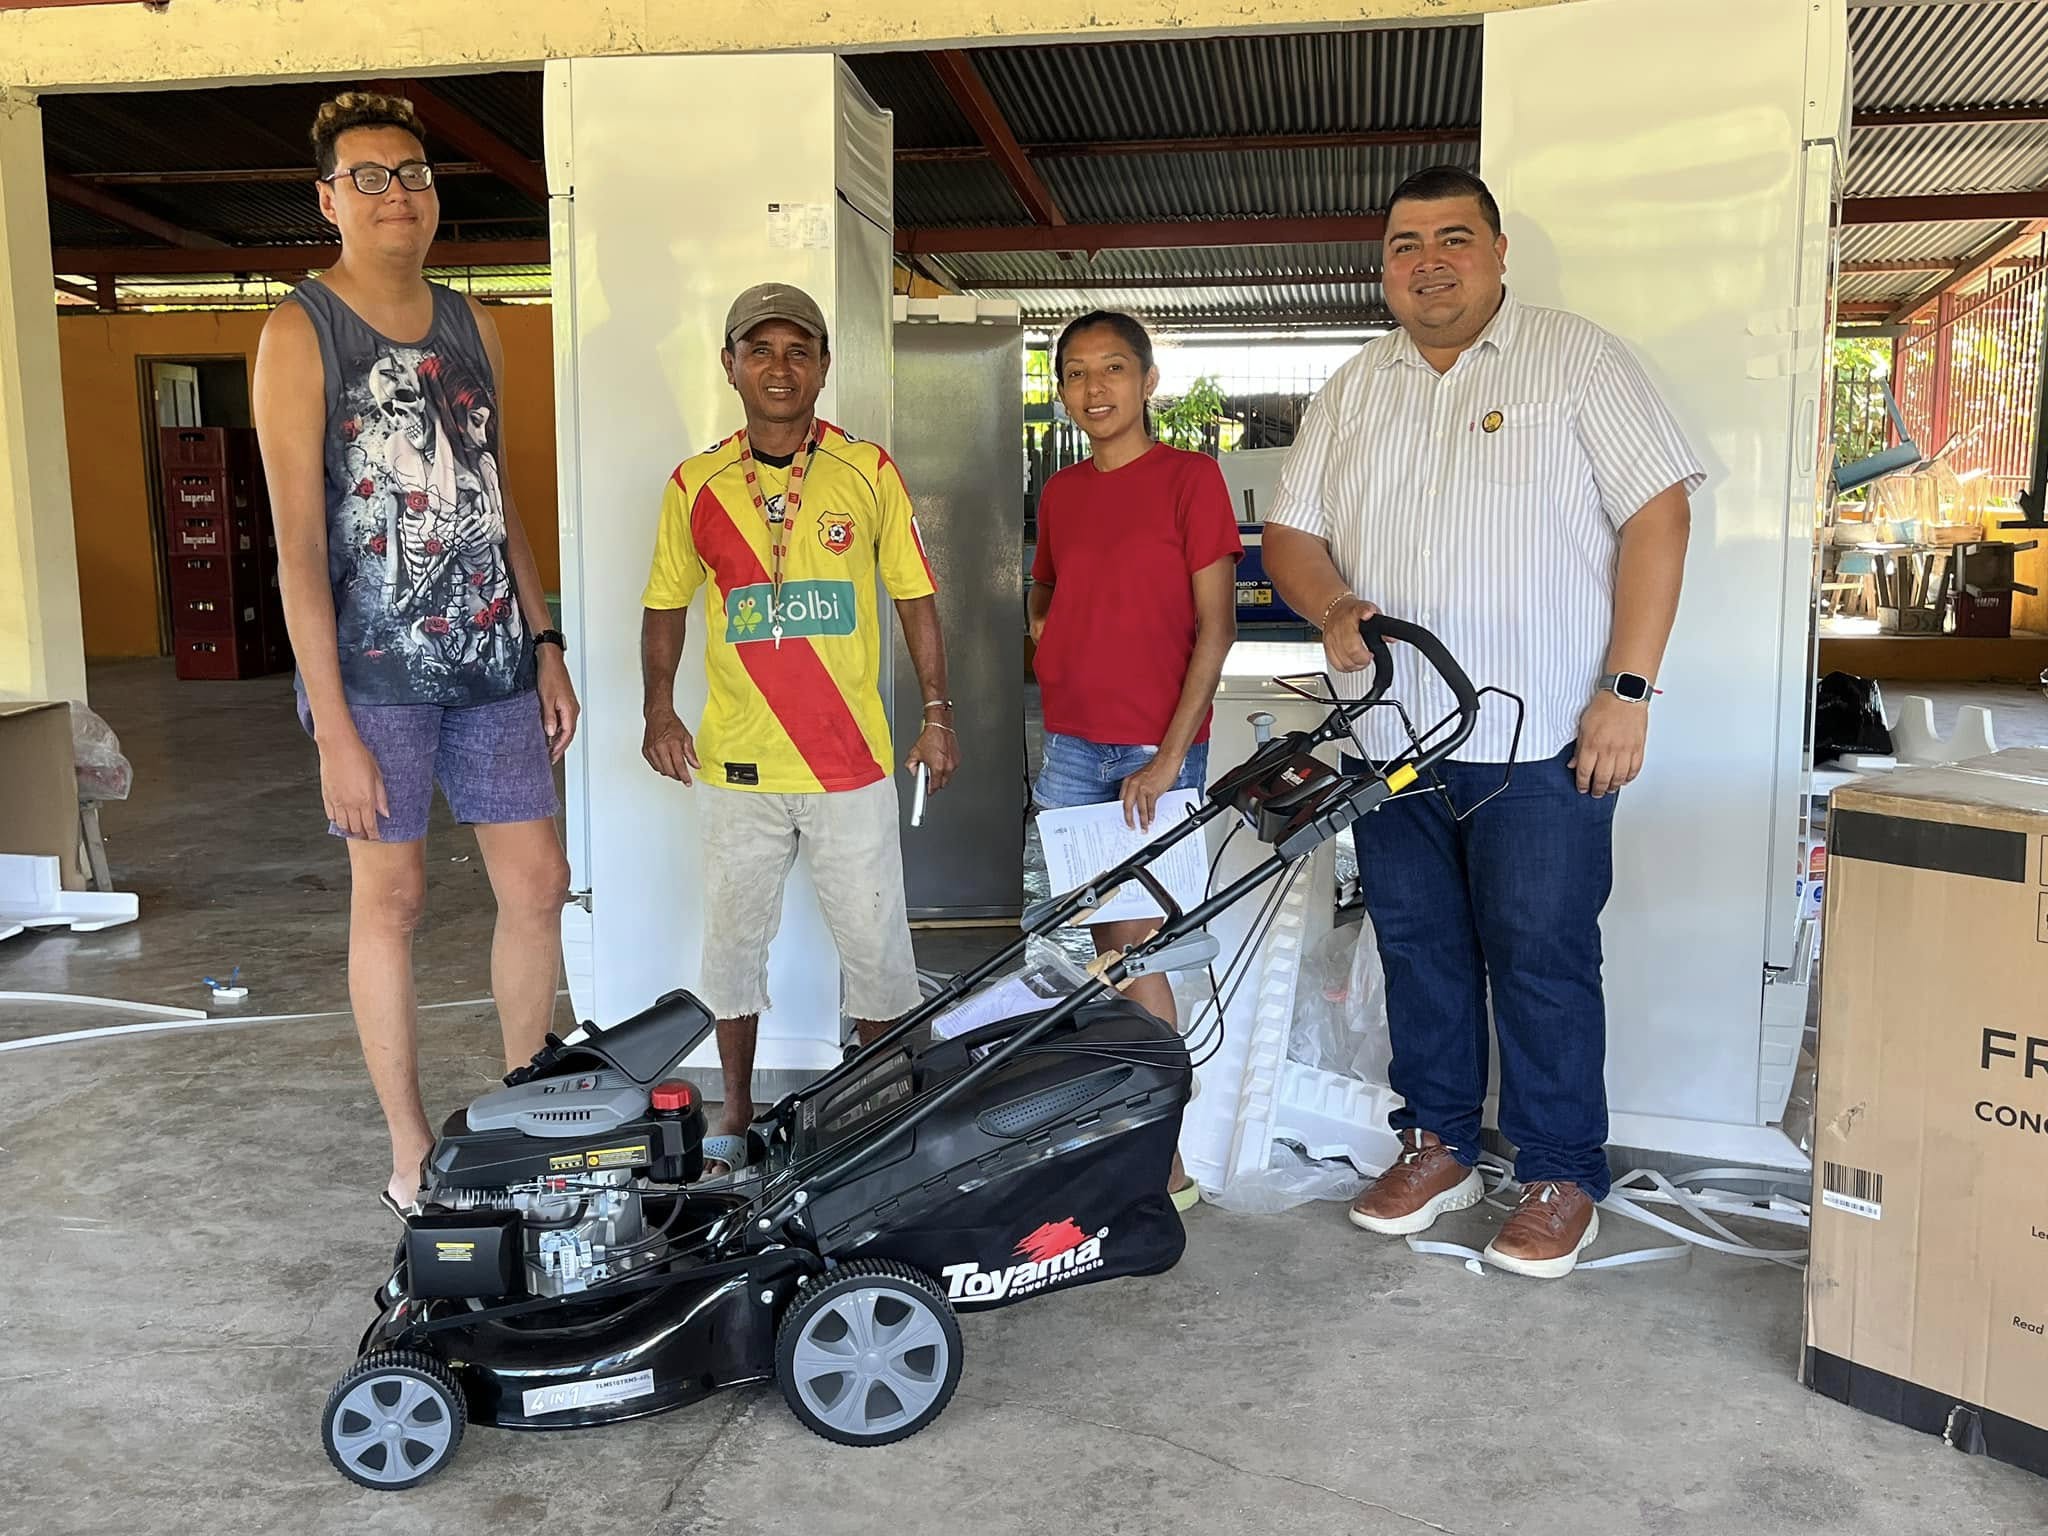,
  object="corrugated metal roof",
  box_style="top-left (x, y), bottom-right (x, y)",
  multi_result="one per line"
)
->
top-left (1838, 268), bottom-right (1926, 306)
top-left (1849, 1), bottom-right (2048, 111)
top-left (972, 26), bottom-right (1480, 143)
top-left (54, 265), bottom-right (554, 309)
top-left (33, 9), bottom-right (2048, 330)
top-left (47, 201), bottom-right (147, 246)
top-left (970, 283), bottom-right (1386, 329)
top-left (893, 160), bottom-right (1031, 228)
top-left (1842, 218), bottom-right (2012, 264)
top-left (43, 83), bottom-right (332, 176)
top-left (1847, 121), bottom-right (2048, 196)
top-left (940, 242), bottom-right (1382, 288)
top-left (427, 71), bottom-right (544, 157)
top-left (1039, 140), bottom-right (1473, 223)
top-left (844, 53), bottom-right (978, 149)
